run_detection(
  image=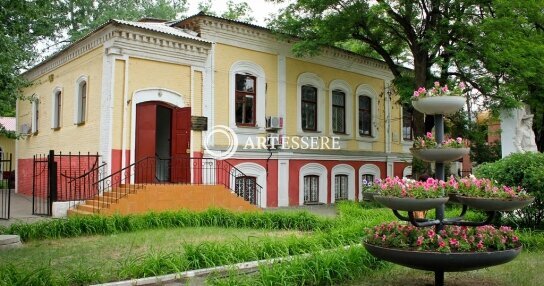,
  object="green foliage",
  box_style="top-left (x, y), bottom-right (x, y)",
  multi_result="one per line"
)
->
top-left (1, 209), bottom-right (333, 242)
top-left (0, 0), bottom-right (61, 116)
top-left (197, 0), bottom-right (255, 23)
top-left (209, 246), bottom-right (389, 286)
top-left (475, 152), bottom-right (544, 227)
